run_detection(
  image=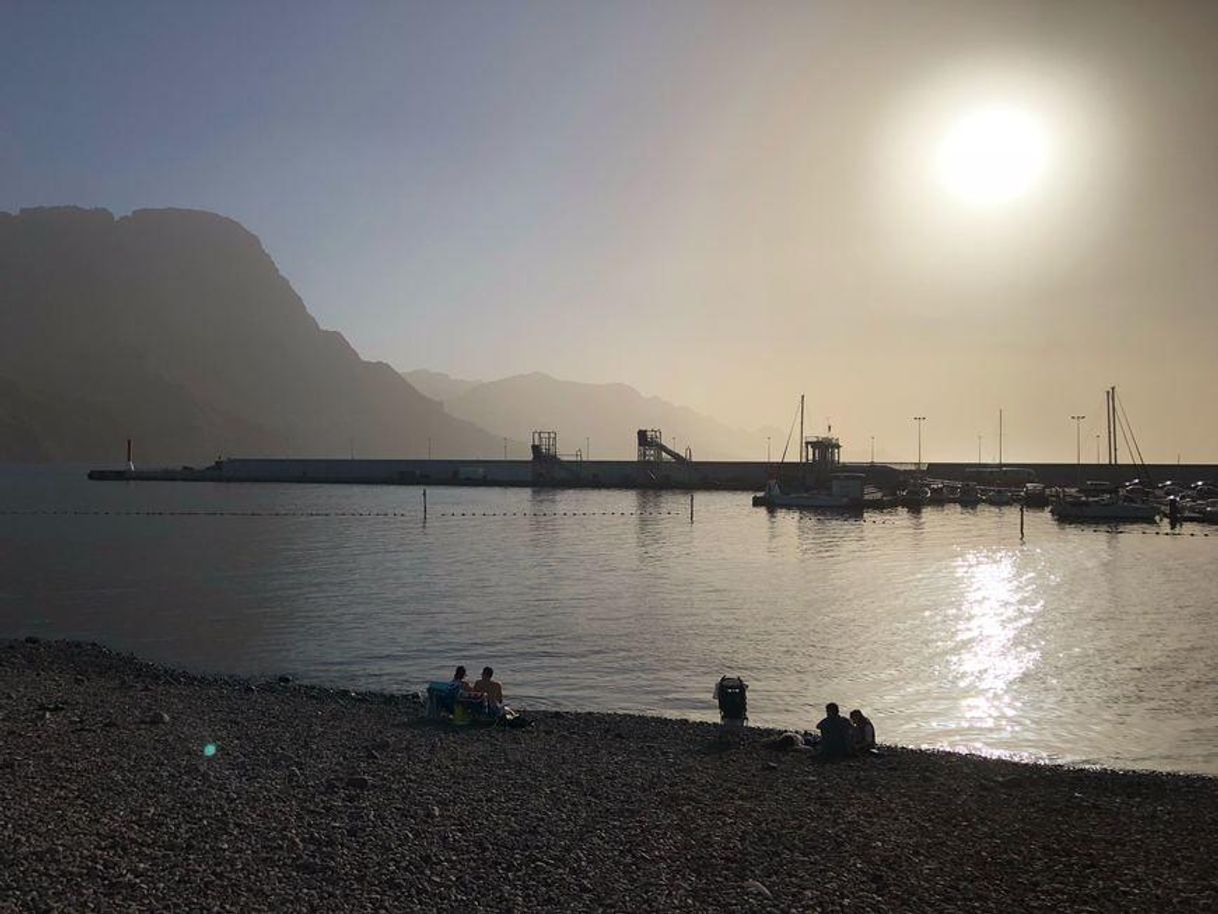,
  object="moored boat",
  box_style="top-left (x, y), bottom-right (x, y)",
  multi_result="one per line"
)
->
top-left (957, 482), bottom-right (981, 507)
top-left (985, 488), bottom-right (1013, 506)
top-left (1021, 483), bottom-right (1051, 508)
top-left (1050, 497), bottom-right (1160, 522)
top-left (751, 474), bottom-right (867, 510)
